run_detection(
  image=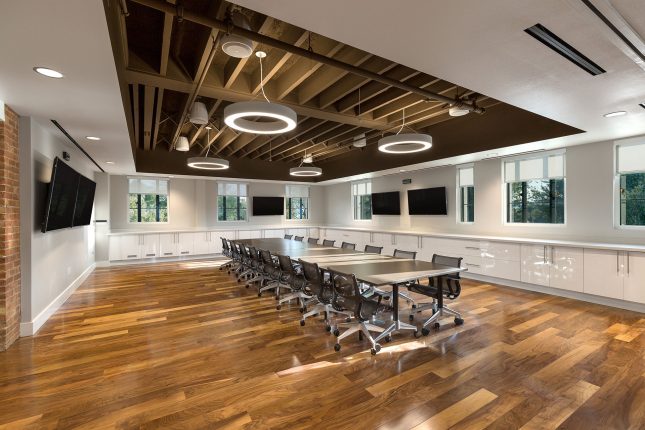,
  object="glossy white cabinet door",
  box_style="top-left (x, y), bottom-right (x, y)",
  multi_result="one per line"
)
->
top-left (120, 235), bottom-right (142, 260)
top-left (481, 241), bottom-right (521, 262)
top-left (549, 246), bottom-right (584, 292)
top-left (158, 233), bottom-right (177, 257)
top-left (140, 234), bottom-right (159, 259)
top-left (108, 236), bottom-right (122, 261)
top-left (624, 252), bottom-right (645, 304)
top-left (583, 249), bottom-right (624, 300)
top-left (483, 257), bottom-right (521, 281)
top-left (521, 244), bottom-right (550, 287)
top-left (176, 233), bottom-right (194, 256)
top-left (462, 255), bottom-right (484, 275)
top-left (264, 229), bottom-right (285, 239)
top-left (208, 232), bottom-right (225, 254)
top-left (193, 232), bottom-right (210, 255)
